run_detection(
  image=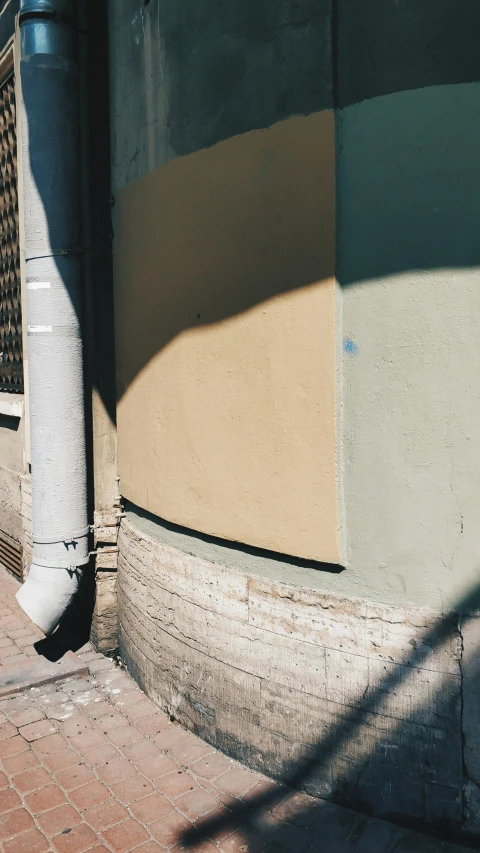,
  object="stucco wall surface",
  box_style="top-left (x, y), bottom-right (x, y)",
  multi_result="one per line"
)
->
top-left (339, 82), bottom-right (480, 610)
top-left (114, 112), bottom-right (339, 563)
top-left (110, 0), bottom-right (340, 563)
